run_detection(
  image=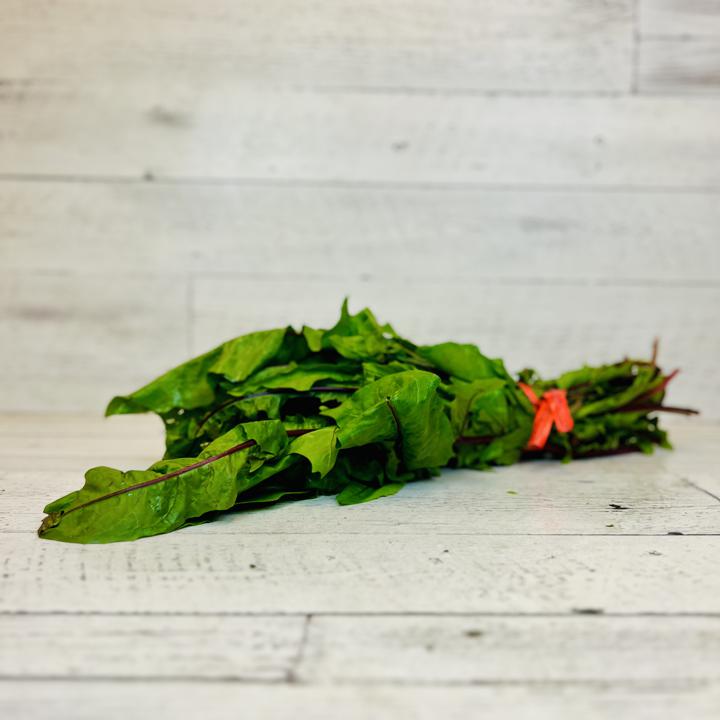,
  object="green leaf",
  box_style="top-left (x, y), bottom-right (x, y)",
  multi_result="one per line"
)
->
top-left (448, 378), bottom-right (511, 434)
top-left (302, 326), bottom-right (324, 353)
top-left (105, 346), bottom-right (222, 416)
top-left (231, 360), bottom-right (361, 394)
top-left (336, 481), bottom-right (405, 506)
top-left (38, 420), bottom-right (288, 543)
top-left (318, 300), bottom-right (415, 363)
top-left (288, 427), bottom-right (339, 478)
top-left (233, 487), bottom-right (316, 507)
top-left (106, 327), bottom-right (304, 416)
top-left (418, 342), bottom-right (511, 382)
top-left (324, 370), bottom-right (455, 470)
